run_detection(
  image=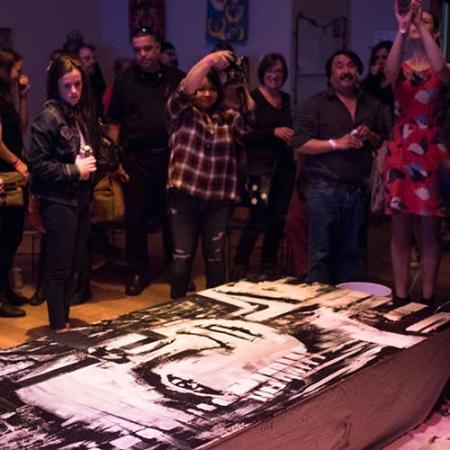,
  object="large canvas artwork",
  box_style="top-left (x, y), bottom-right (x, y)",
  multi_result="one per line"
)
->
top-left (0, 279), bottom-right (449, 449)
top-left (207, 0), bottom-right (248, 43)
